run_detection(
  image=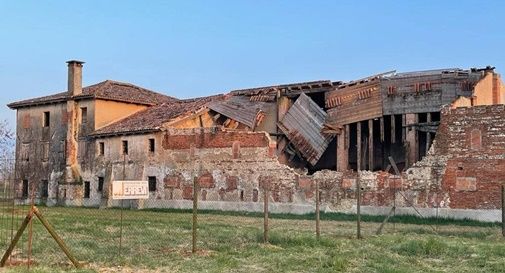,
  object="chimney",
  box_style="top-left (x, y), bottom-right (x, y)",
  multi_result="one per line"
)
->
top-left (66, 60), bottom-right (85, 96)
